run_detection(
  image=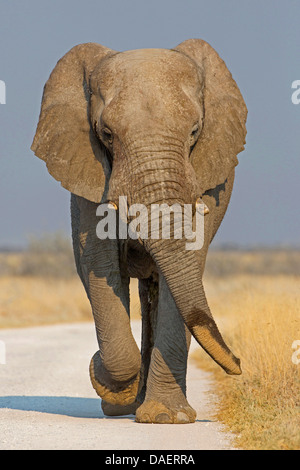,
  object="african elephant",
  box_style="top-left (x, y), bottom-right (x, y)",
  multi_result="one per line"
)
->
top-left (32, 39), bottom-right (247, 424)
